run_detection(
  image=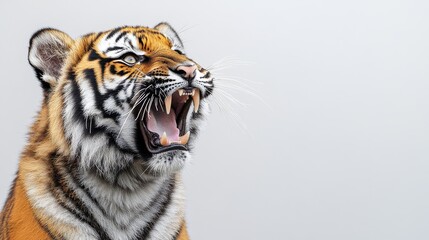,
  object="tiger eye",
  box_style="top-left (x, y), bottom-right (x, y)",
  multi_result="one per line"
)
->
top-left (123, 55), bottom-right (137, 64)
